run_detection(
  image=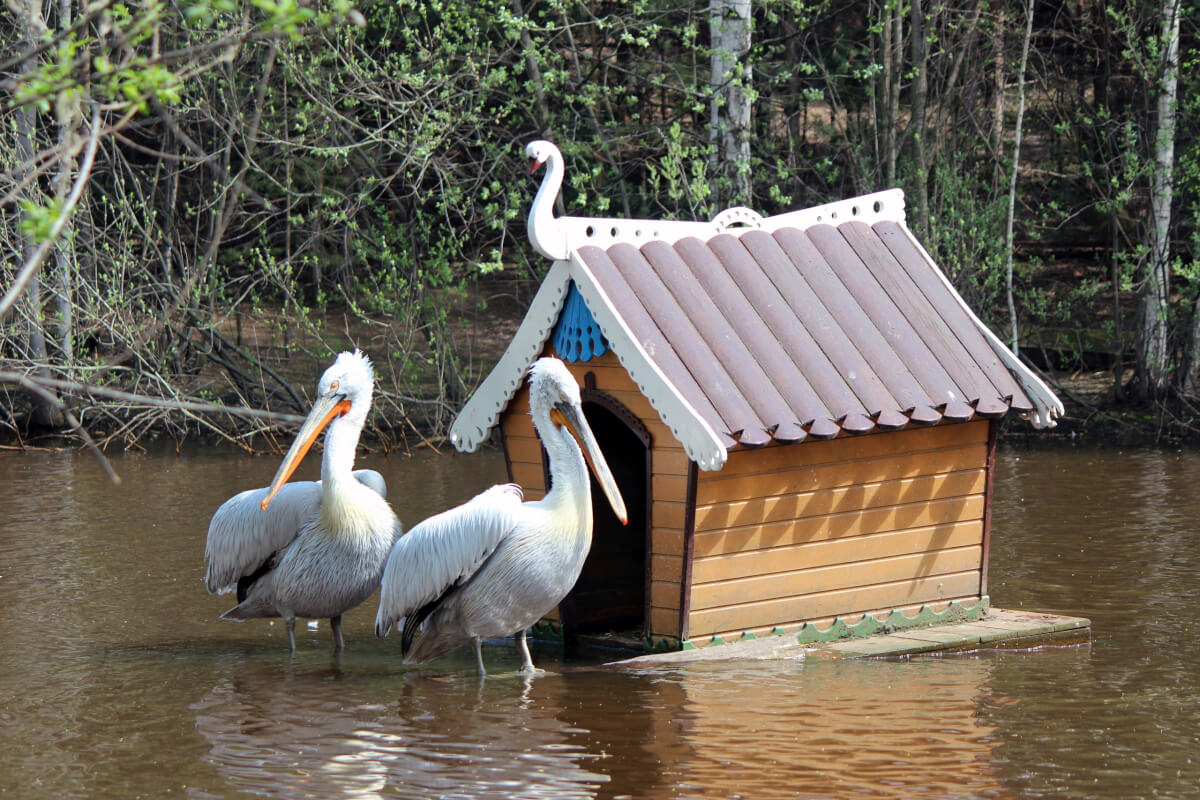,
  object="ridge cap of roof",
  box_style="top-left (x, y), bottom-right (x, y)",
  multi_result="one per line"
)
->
top-left (531, 189), bottom-right (907, 255)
